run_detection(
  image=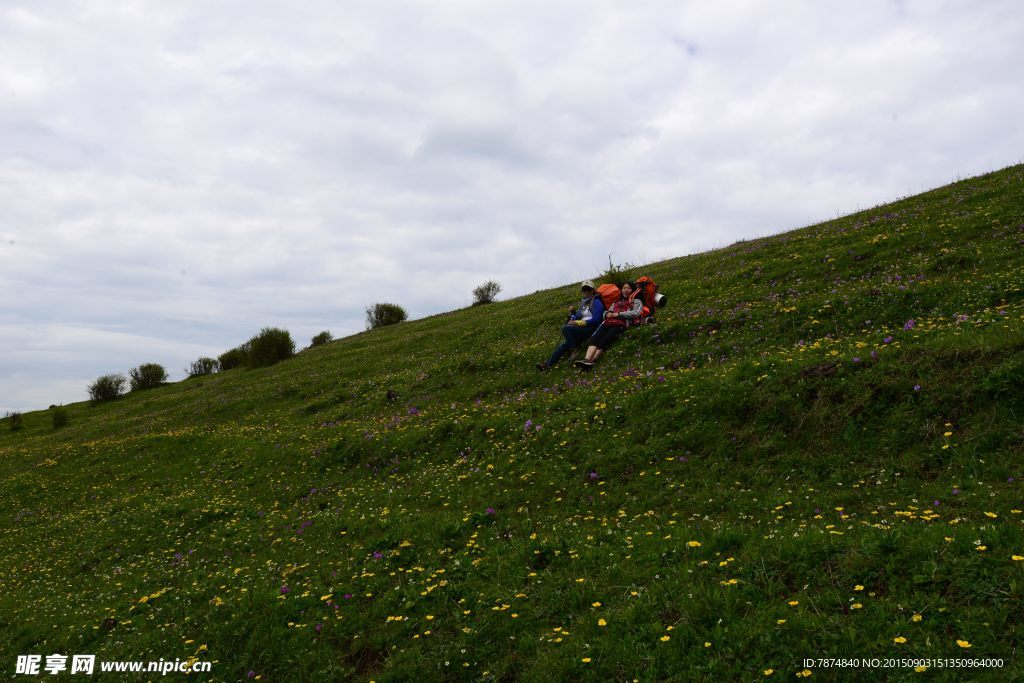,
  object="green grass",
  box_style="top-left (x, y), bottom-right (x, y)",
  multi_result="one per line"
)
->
top-left (3, 165), bottom-right (1024, 681)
